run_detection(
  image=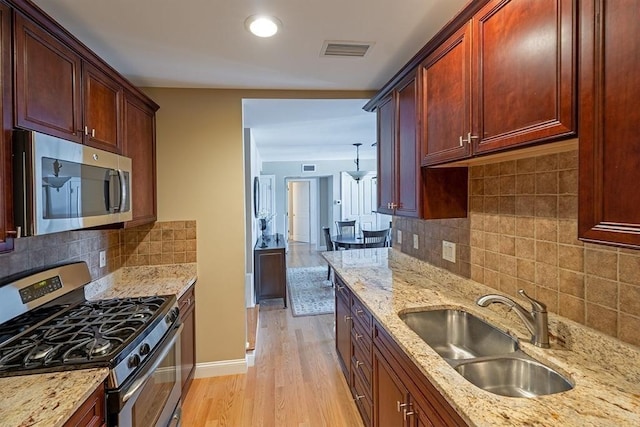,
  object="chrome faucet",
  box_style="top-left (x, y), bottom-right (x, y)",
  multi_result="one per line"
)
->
top-left (476, 289), bottom-right (550, 348)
